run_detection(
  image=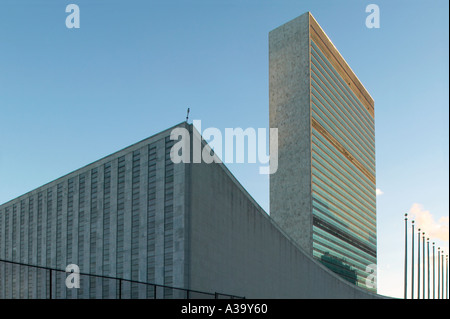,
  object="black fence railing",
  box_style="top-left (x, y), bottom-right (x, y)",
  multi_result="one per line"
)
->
top-left (0, 259), bottom-right (244, 299)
